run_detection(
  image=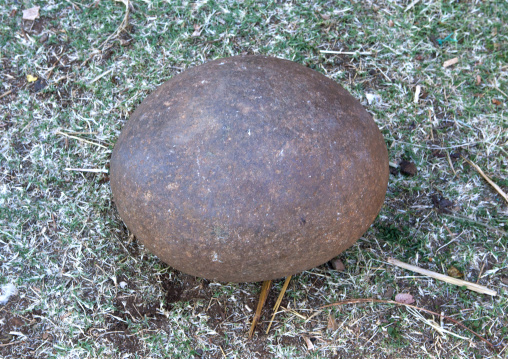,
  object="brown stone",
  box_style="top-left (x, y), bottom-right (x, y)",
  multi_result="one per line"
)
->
top-left (110, 56), bottom-right (389, 282)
